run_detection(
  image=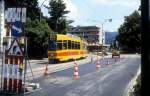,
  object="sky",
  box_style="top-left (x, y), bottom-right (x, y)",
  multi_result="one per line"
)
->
top-left (38, 0), bottom-right (140, 32)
